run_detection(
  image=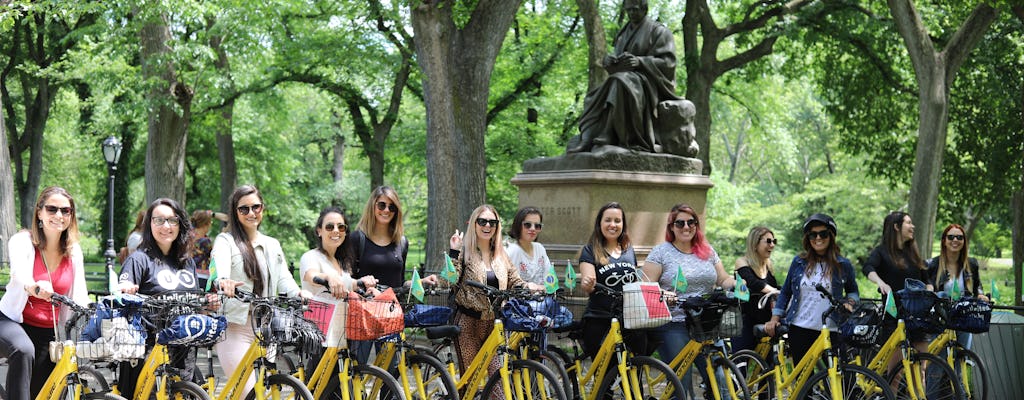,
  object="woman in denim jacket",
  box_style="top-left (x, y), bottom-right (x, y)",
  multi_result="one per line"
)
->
top-left (765, 213), bottom-right (859, 363)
